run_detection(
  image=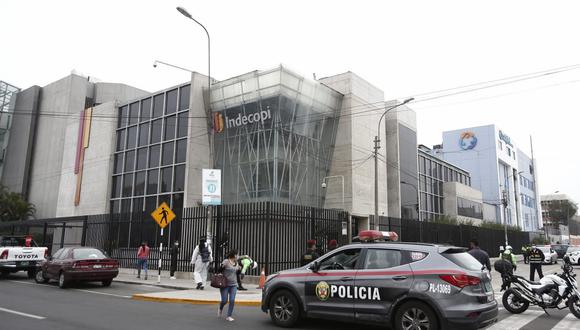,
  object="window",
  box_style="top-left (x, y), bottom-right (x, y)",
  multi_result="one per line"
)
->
top-left (139, 122), bottom-right (149, 146)
top-left (134, 171), bottom-right (146, 196)
top-left (164, 115), bottom-right (176, 141)
top-left (457, 197), bottom-right (483, 219)
top-left (116, 129), bottom-right (126, 151)
top-left (364, 249), bottom-right (402, 269)
top-left (179, 85), bottom-right (190, 111)
top-left (162, 142), bottom-right (174, 166)
top-left (136, 148), bottom-right (147, 170)
top-left (149, 144), bottom-right (160, 167)
top-left (153, 94), bottom-right (164, 118)
top-left (118, 106), bottom-right (128, 128)
top-left (147, 169), bottom-right (158, 194)
top-left (160, 167), bottom-right (173, 193)
top-left (176, 139), bottom-right (187, 163)
top-left (122, 173), bottom-right (133, 197)
top-left (113, 153), bottom-right (123, 174)
top-left (129, 102), bottom-right (139, 126)
top-left (112, 175), bottom-right (122, 198)
top-left (177, 111), bottom-right (188, 138)
top-left (166, 89), bottom-right (177, 115)
top-left (174, 165), bottom-right (185, 192)
top-left (442, 250), bottom-right (483, 271)
top-left (498, 140), bottom-right (503, 150)
top-left (127, 126), bottom-right (137, 149)
top-left (507, 148), bottom-right (511, 157)
top-left (51, 248), bottom-right (65, 259)
top-left (151, 119), bottom-right (162, 143)
top-left (56, 248), bottom-right (71, 260)
top-left (140, 98), bottom-right (151, 122)
top-left (125, 150), bottom-right (135, 172)
top-left (73, 248), bottom-right (107, 259)
top-left (319, 248), bottom-right (361, 270)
